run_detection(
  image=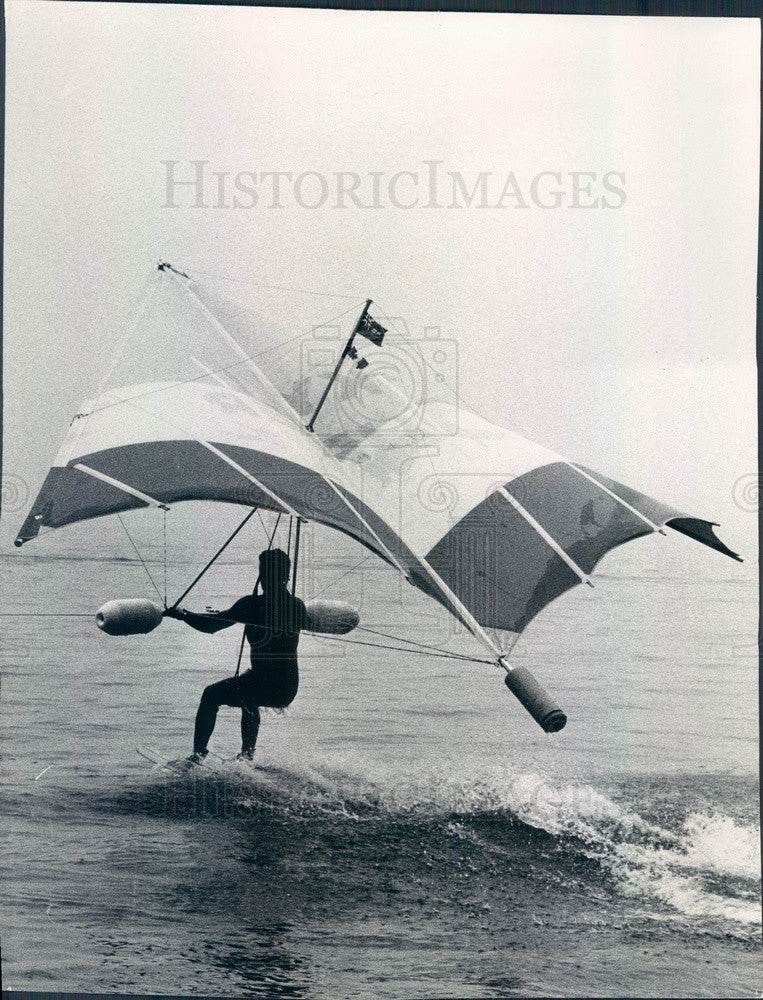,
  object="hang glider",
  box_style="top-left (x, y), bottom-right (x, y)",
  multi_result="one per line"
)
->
top-left (15, 263), bottom-right (741, 732)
